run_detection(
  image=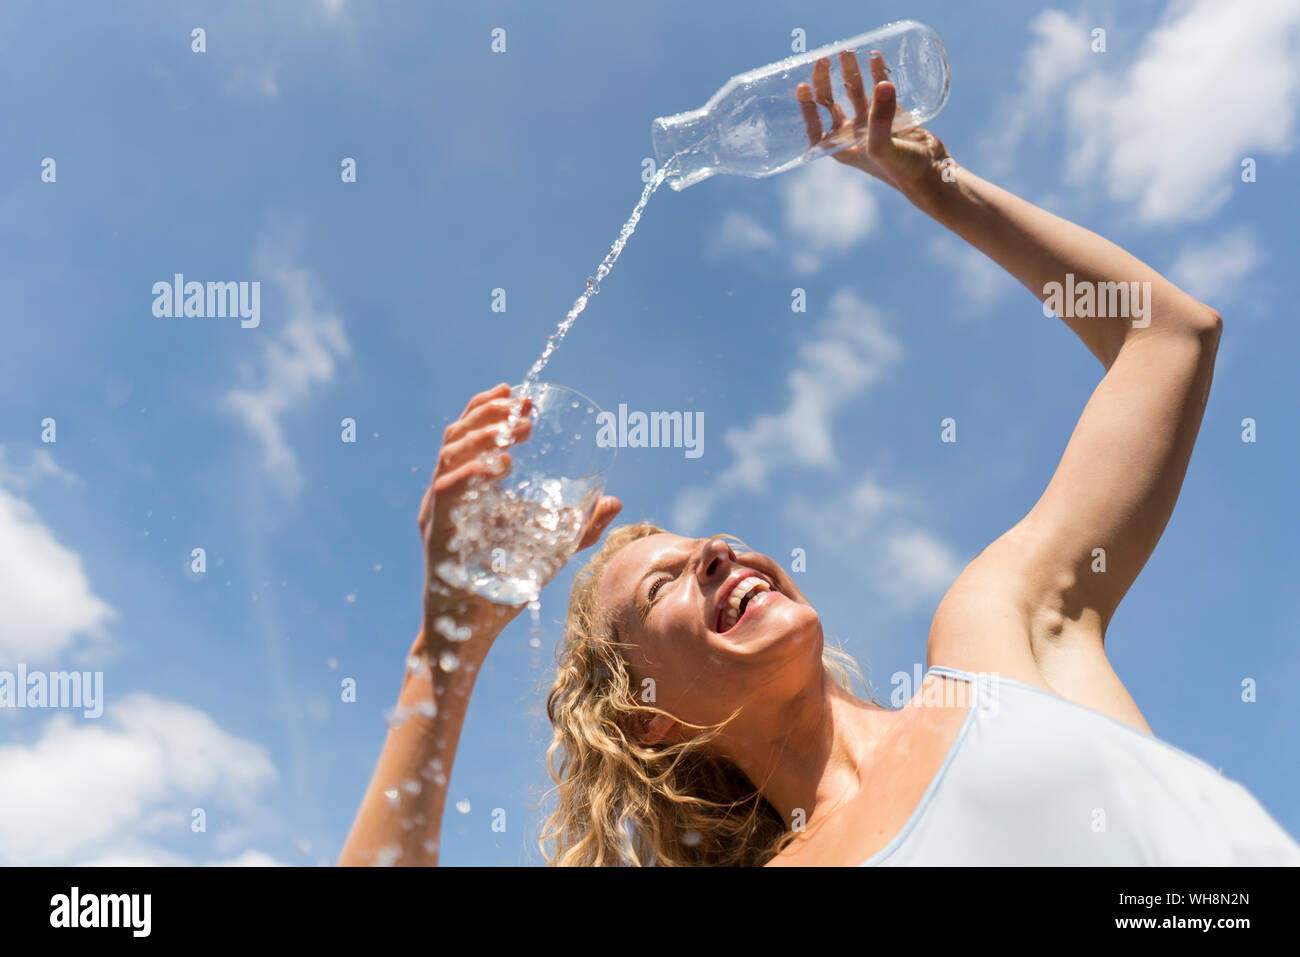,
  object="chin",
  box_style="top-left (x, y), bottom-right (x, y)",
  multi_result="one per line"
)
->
top-left (724, 597), bottom-right (823, 664)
